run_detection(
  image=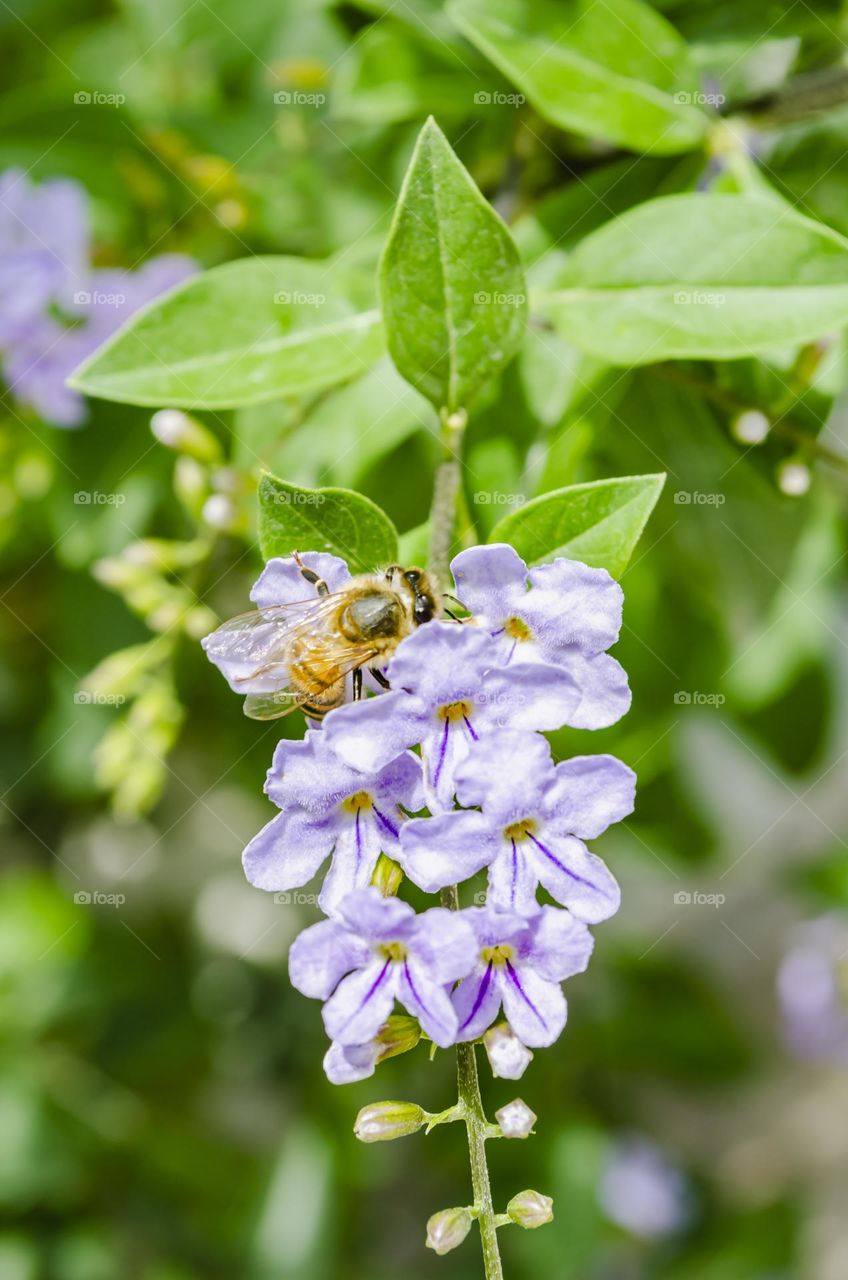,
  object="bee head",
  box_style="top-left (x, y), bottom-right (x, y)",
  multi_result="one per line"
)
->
top-left (385, 565), bottom-right (442, 626)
